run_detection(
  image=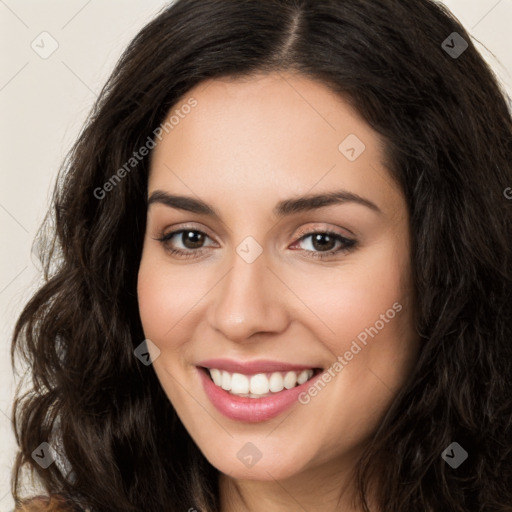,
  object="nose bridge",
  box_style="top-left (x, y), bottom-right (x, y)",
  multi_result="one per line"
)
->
top-left (208, 242), bottom-right (287, 341)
